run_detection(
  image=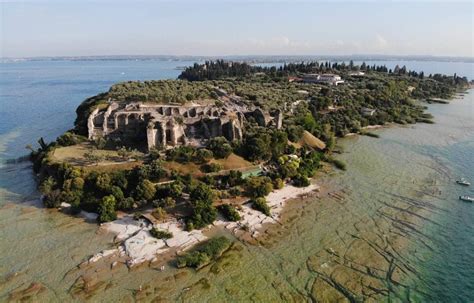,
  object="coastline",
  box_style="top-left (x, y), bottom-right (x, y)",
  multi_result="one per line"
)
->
top-left (83, 182), bottom-right (321, 269)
